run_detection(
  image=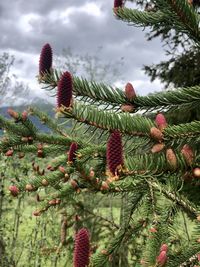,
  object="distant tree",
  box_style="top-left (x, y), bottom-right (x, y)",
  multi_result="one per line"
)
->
top-left (127, 0), bottom-right (200, 88)
top-left (55, 46), bottom-right (124, 84)
top-left (0, 53), bottom-right (30, 106)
